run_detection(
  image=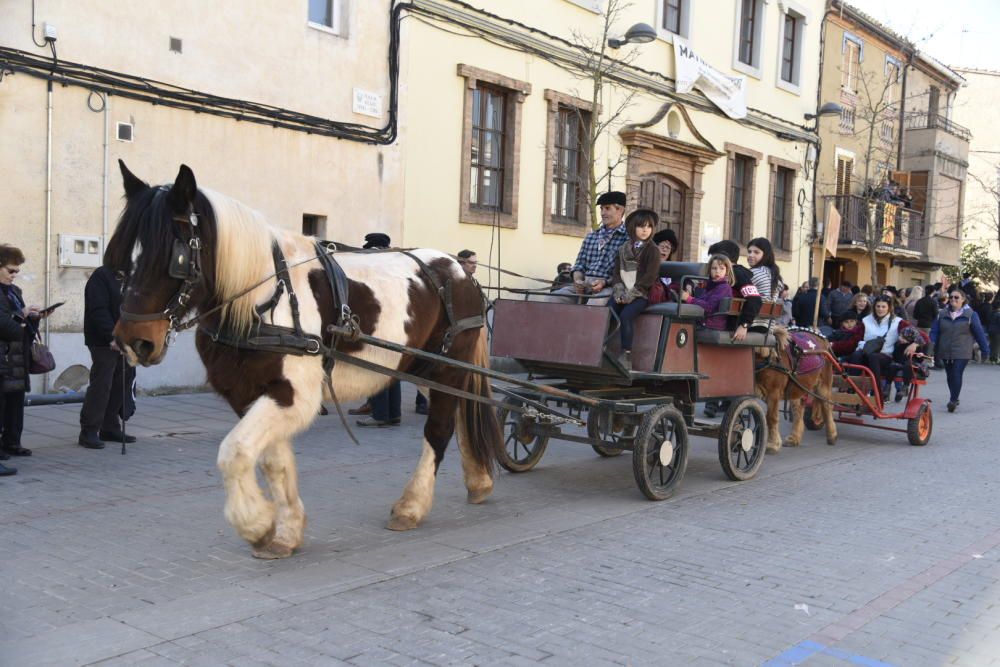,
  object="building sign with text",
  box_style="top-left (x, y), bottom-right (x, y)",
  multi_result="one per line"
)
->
top-left (673, 38), bottom-right (747, 120)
